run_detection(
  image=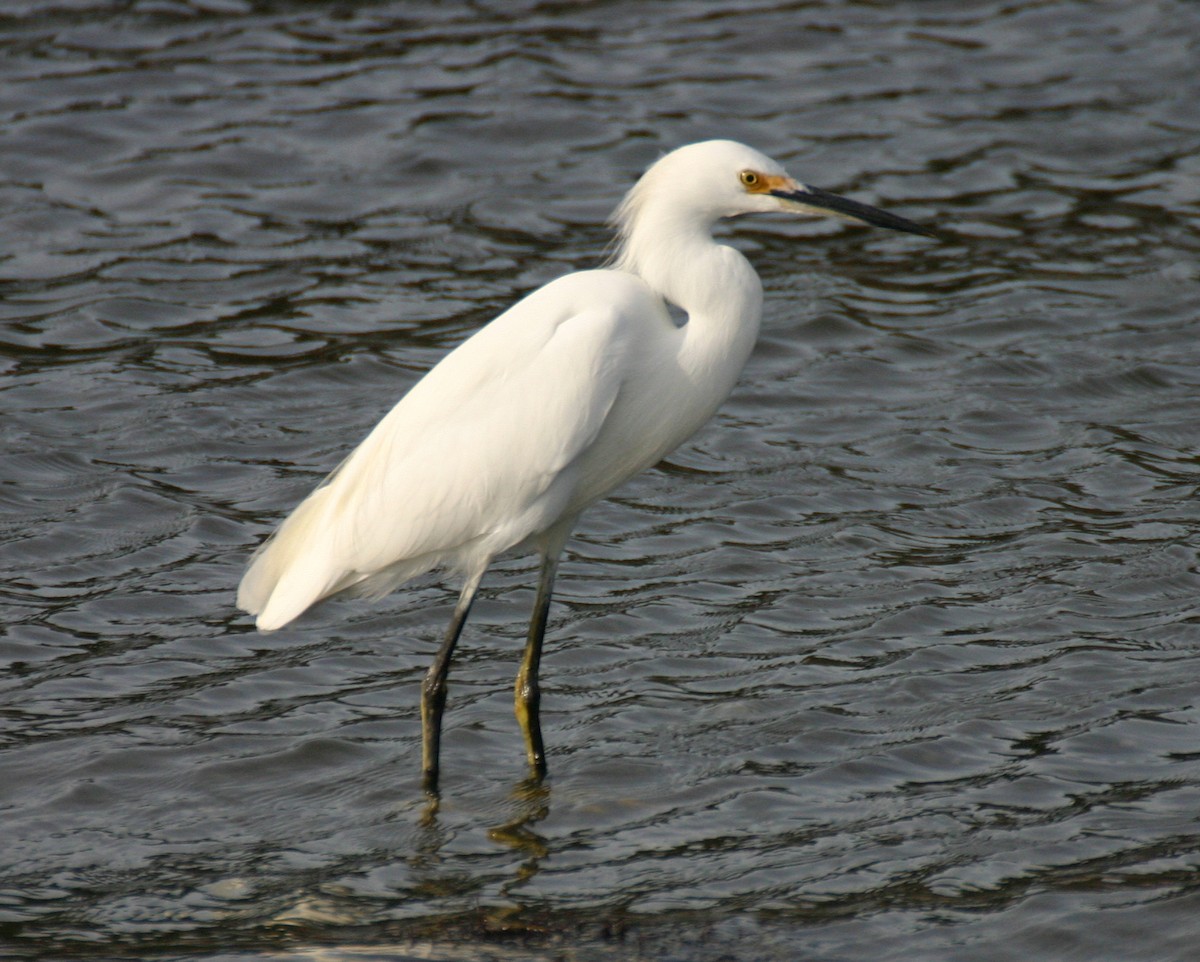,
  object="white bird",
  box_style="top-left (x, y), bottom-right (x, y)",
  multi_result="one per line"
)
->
top-left (237, 140), bottom-right (934, 789)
